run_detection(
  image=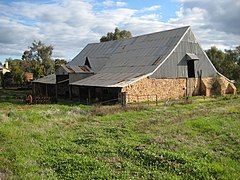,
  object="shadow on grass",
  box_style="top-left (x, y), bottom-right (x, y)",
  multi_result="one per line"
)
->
top-left (0, 89), bottom-right (87, 106)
